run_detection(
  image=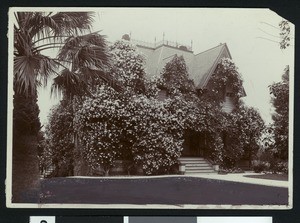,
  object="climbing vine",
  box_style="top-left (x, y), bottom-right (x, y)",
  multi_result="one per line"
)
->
top-left (204, 58), bottom-right (244, 107)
